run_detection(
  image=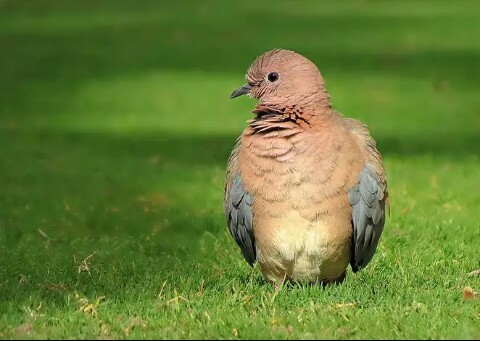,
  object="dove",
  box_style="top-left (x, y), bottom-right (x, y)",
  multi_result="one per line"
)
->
top-left (224, 49), bottom-right (389, 286)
